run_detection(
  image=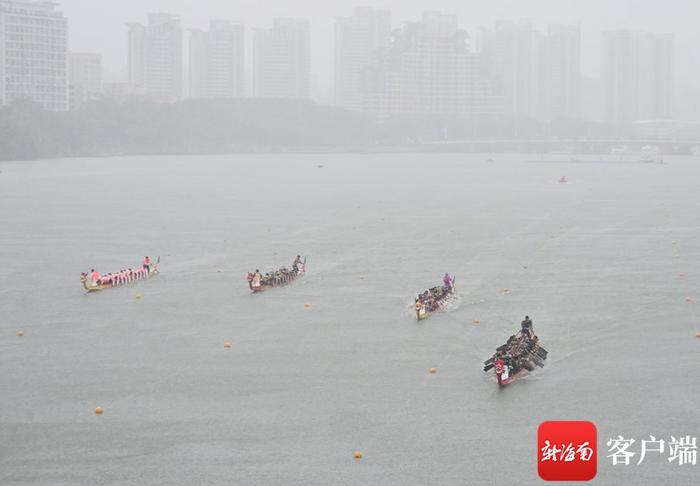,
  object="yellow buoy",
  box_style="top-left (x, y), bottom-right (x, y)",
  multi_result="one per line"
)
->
top-left (16, 330), bottom-right (24, 337)
top-left (135, 294), bottom-right (142, 300)
top-left (501, 288), bottom-right (510, 293)
top-left (473, 320), bottom-right (480, 324)
top-left (94, 406), bottom-right (103, 415)
top-left (224, 341), bottom-right (232, 348)
top-left (353, 451), bottom-right (363, 459)
top-left (304, 303), bottom-right (311, 308)
top-left (429, 367), bottom-right (437, 374)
